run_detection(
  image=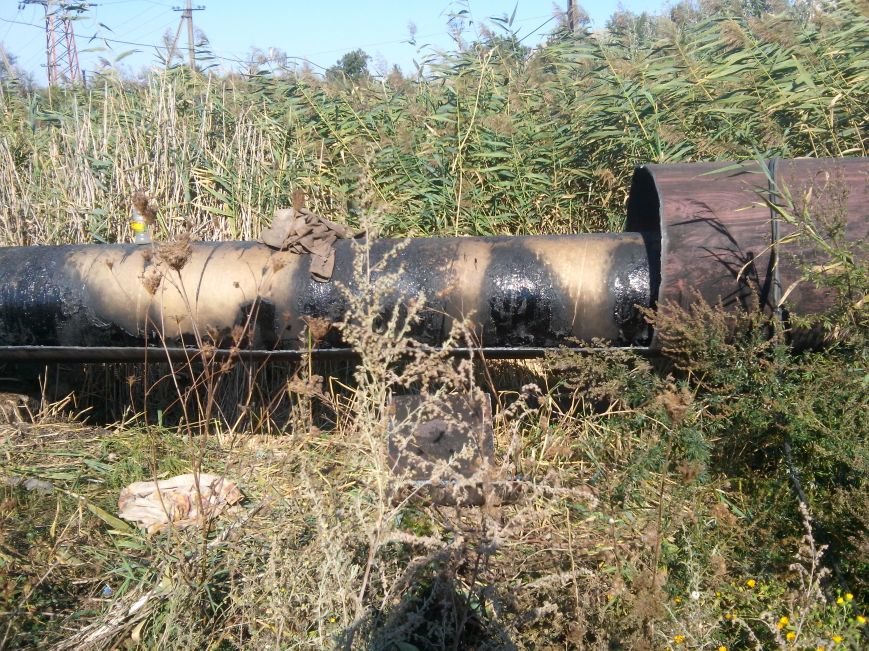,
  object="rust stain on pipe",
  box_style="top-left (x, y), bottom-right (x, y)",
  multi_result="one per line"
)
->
top-left (442, 239), bottom-right (493, 329)
top-left (66, 243), bottom-right (303, 344)
top-left (772, 158), bottom-right (868, 316)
